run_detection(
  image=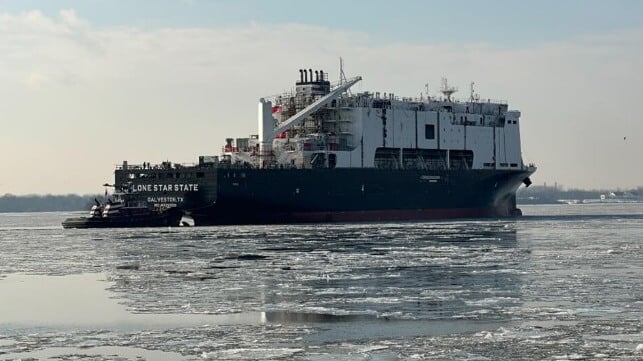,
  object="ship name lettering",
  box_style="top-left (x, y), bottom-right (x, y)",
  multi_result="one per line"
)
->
top-left (137, 183), bottom-right (199, 192)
